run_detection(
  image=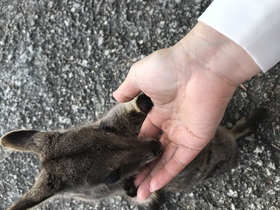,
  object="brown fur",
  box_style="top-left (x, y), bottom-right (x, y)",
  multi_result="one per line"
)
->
top-left (1, 94), bottom-right (265, 210)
